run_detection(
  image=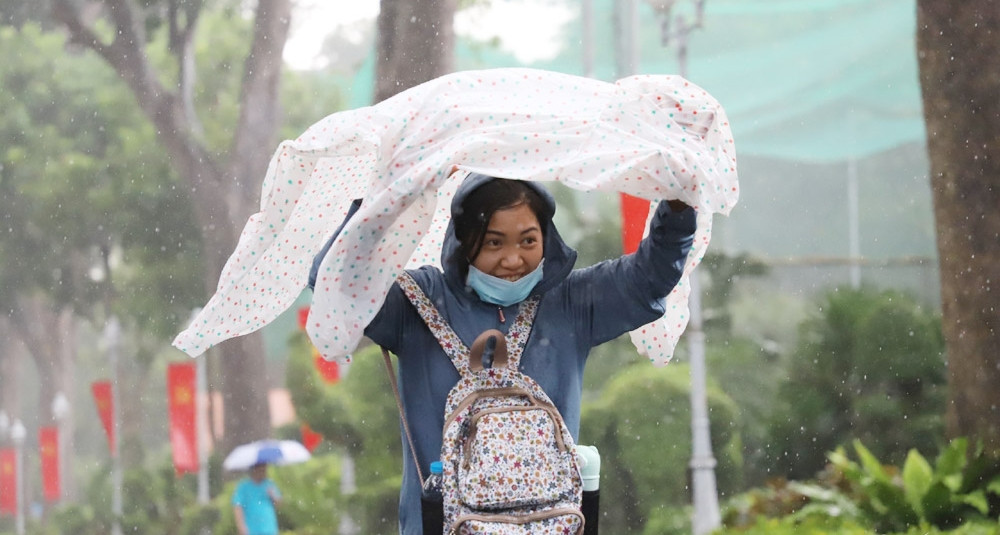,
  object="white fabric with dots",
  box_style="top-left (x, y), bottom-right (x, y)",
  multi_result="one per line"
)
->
top-left (173, 68), bottom-right (739, 366)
